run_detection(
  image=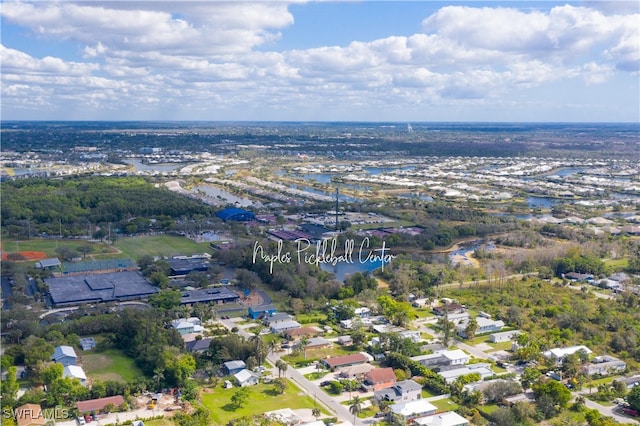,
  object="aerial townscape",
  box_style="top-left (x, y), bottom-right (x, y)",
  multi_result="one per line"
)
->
top-left (1, 0), bottom-right (639, 425)
top-left (1, 121), bottom-right (640, 426)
